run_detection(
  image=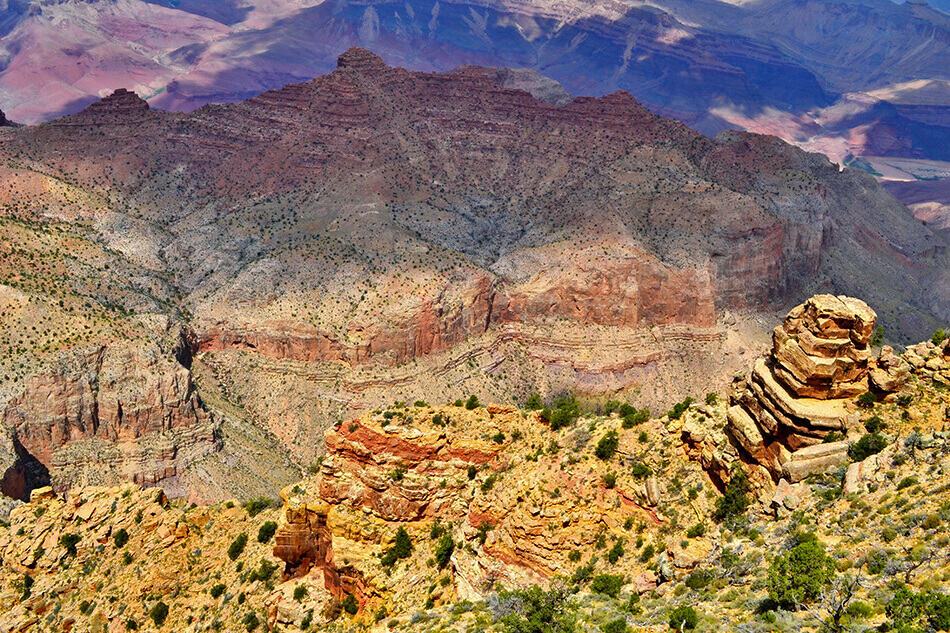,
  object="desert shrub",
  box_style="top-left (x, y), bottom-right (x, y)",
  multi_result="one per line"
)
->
top-left (591, 574), bottom-right (624, 598)
top-left (294, 585), bottom-right (307, 601)
top-left (342, 594), bottom-right (358, 615)
top-left (856, 392), bottom-right (878, 409)
top-left (467, 465), bottom-right (477, 480)
top-left (434, 534), bottom-right (454, 568)
top-left (714, 465), bottom-right (751, 523)
top-left (525, 393), bottom-right (543, 410)
top-left (684, 570), bottom-right (713, 590)
top-left (243, 612), bottom-right (260, 632)
top-left (667, 397), bottom-right (694, 420)
top-left (849, 433), bottom-right (886, 462)
top-left (603, 617), bottom-right (629, 633)
top-left (496, 585), bottom-right (576, 633)
top-left (933, 328), bottom-right (948, 346)
top-left (60, 533), bottom-right (81, 557)
top-left (630, 463), bottom-right (652, 479)
top-left (243, 497), bottom-right (274, 517)
top-left (621, 407), bottom-right (650, 428)
top-left (669, 605), bottom-right (698, 631)
top-left (686, 523), bottom-right (705, 538)
top-left (595, 431), bottom-right (619, 460)
top-left (767, 538), bottom-right (835, 608)
top-left (381, 527), bottom-right (413, 567)
top-left (465, 395), bottom-right (480, 410)
top-left (228, 533), bottom-right (248, 561)
top-left (113, 528), bottom-right (129, 549)
top-left (603, 472), bottom-right (617, 489)
top-left (257, 521), bottom-right (277, 544)
top-left (149, 602), bottom-right (169, 627)
top-left (210, 584), bottom-right (225, 598)
top-left (639, 543), bottom-right (656, 563)
top-left (607, 541), bottom-right (624, 564)
top-left (248, 559), bottom-right (279, 584)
